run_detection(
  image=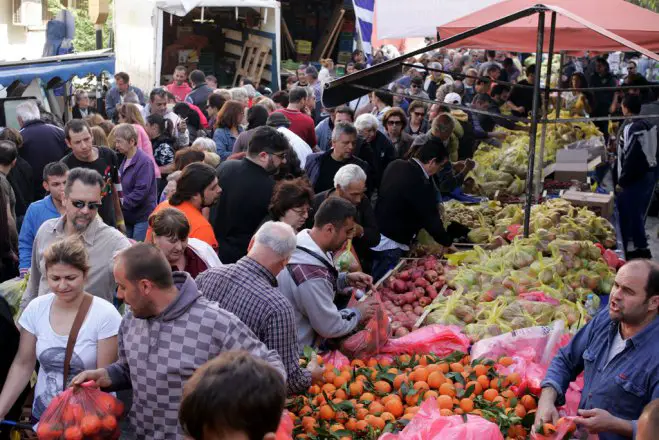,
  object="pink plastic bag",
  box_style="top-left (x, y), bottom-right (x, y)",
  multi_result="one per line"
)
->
top-left (275, 411), bottom-right (293, 440)
top-left (519, 291), bottom-right (561, 305)
top-left (380, 398), bottom-right (503, 440)
top-left (379, 325), bottom-right (470, 357)
top-left (506, 224), bottom-right (522, 241)
top-left (321, 350), bottom-right (350, 369)
top-left (559, 374), bottom-right (584, 417)
top-left (342, 291), bottom-right (391, 357)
